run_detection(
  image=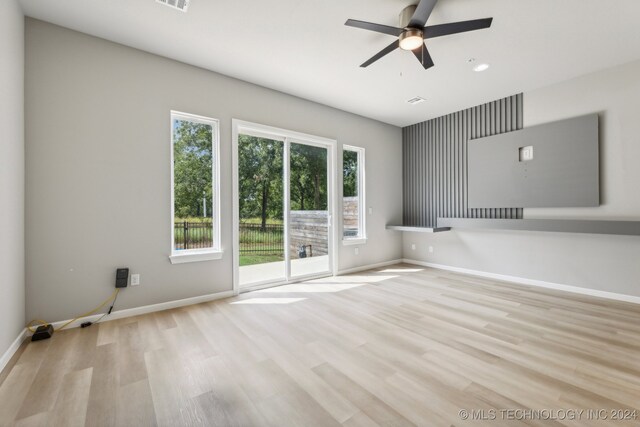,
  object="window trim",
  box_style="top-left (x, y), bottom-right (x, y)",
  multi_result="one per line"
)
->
top-left (169, 111), bottom-right (222, 264)
top-left (342, 145), bottom-right (366, 244)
